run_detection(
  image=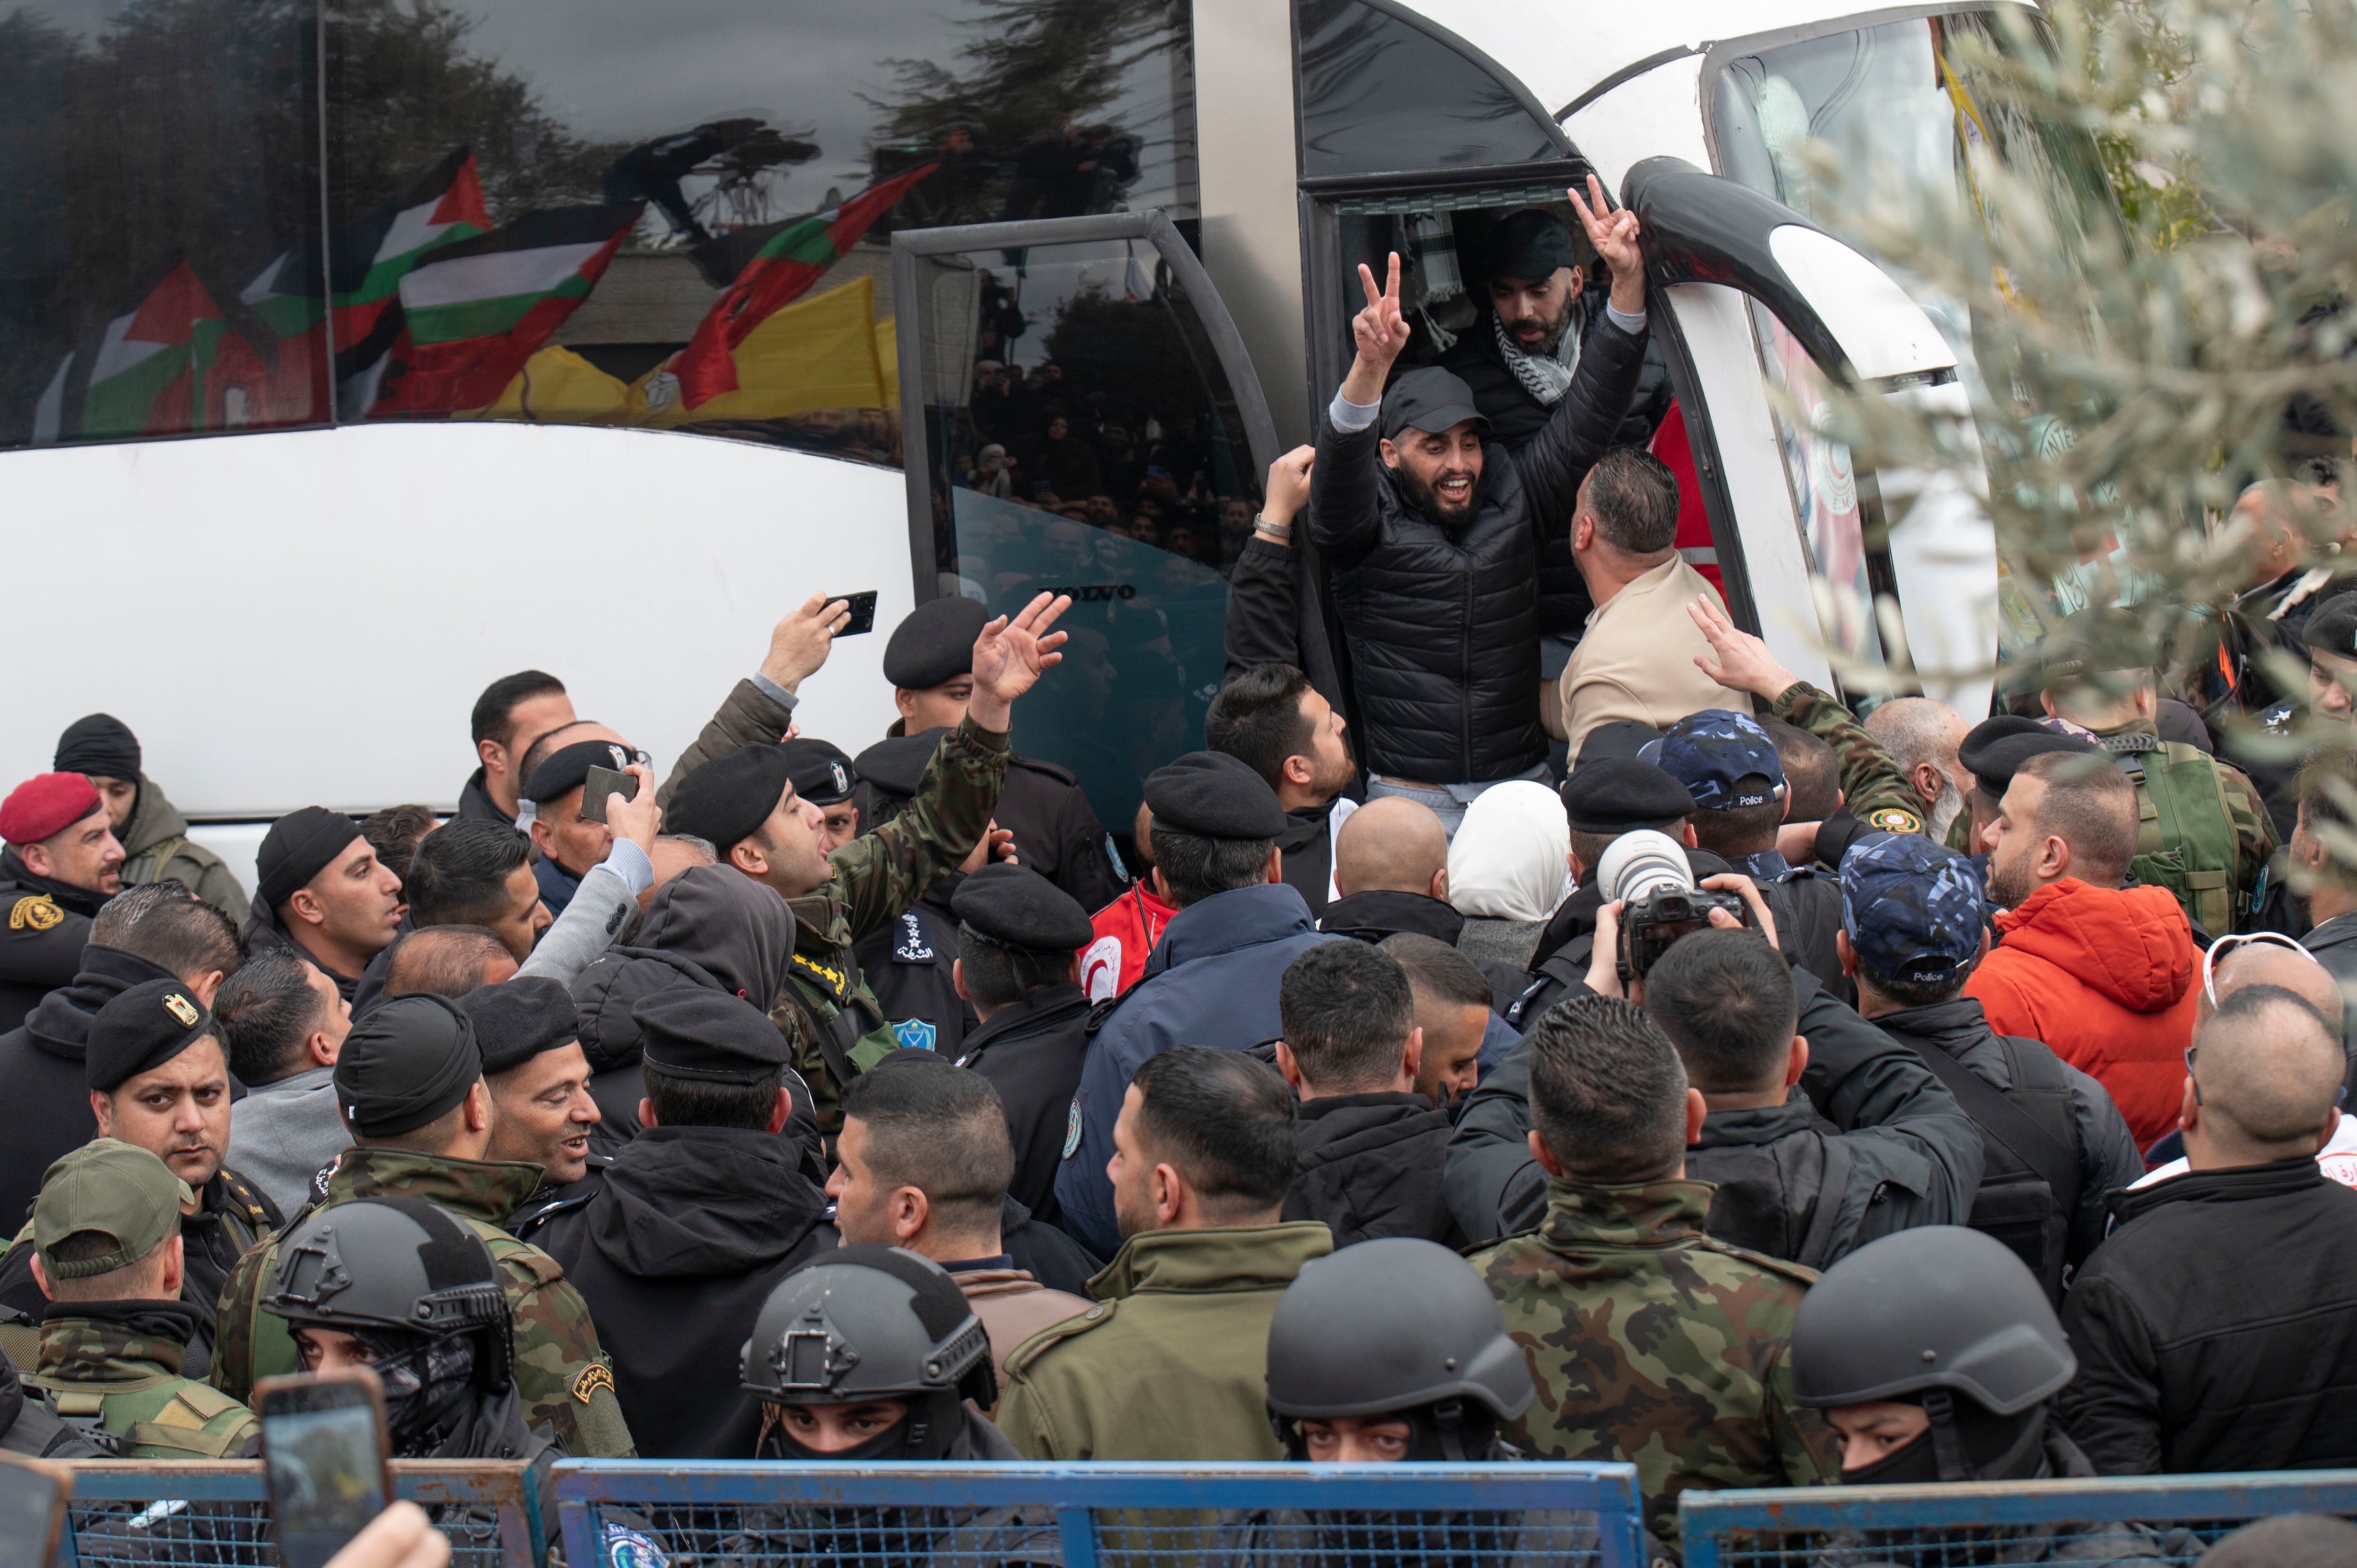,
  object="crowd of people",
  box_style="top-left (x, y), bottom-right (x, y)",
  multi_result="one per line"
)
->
top-left (3, 186), bottom-right (2357, 1568)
